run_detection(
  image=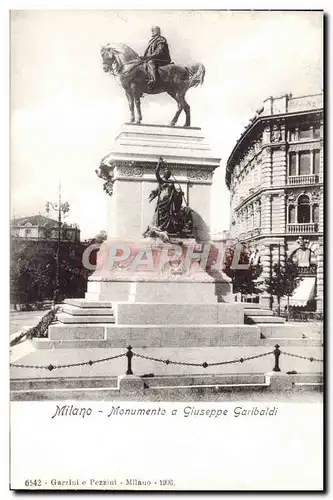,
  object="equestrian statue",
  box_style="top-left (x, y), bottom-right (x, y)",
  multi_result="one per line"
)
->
top-left (100, 26), bottom-right (205, 127)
